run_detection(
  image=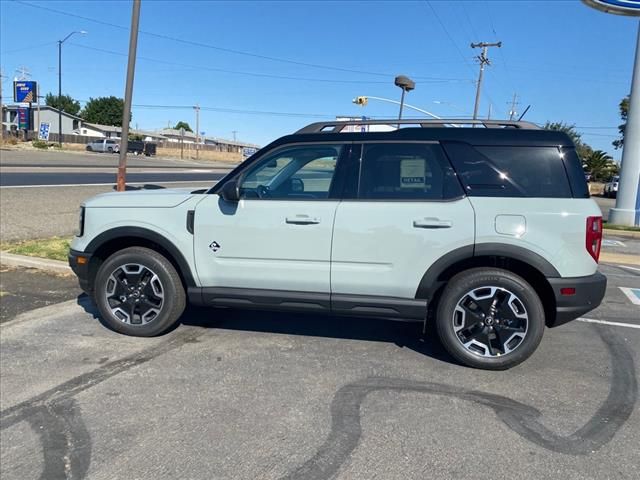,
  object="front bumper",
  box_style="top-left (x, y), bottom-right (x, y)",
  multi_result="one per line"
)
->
top-left (547, 272), bottom-right (607, 327)
top-left (68, 249), bottom-right (93, 294)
